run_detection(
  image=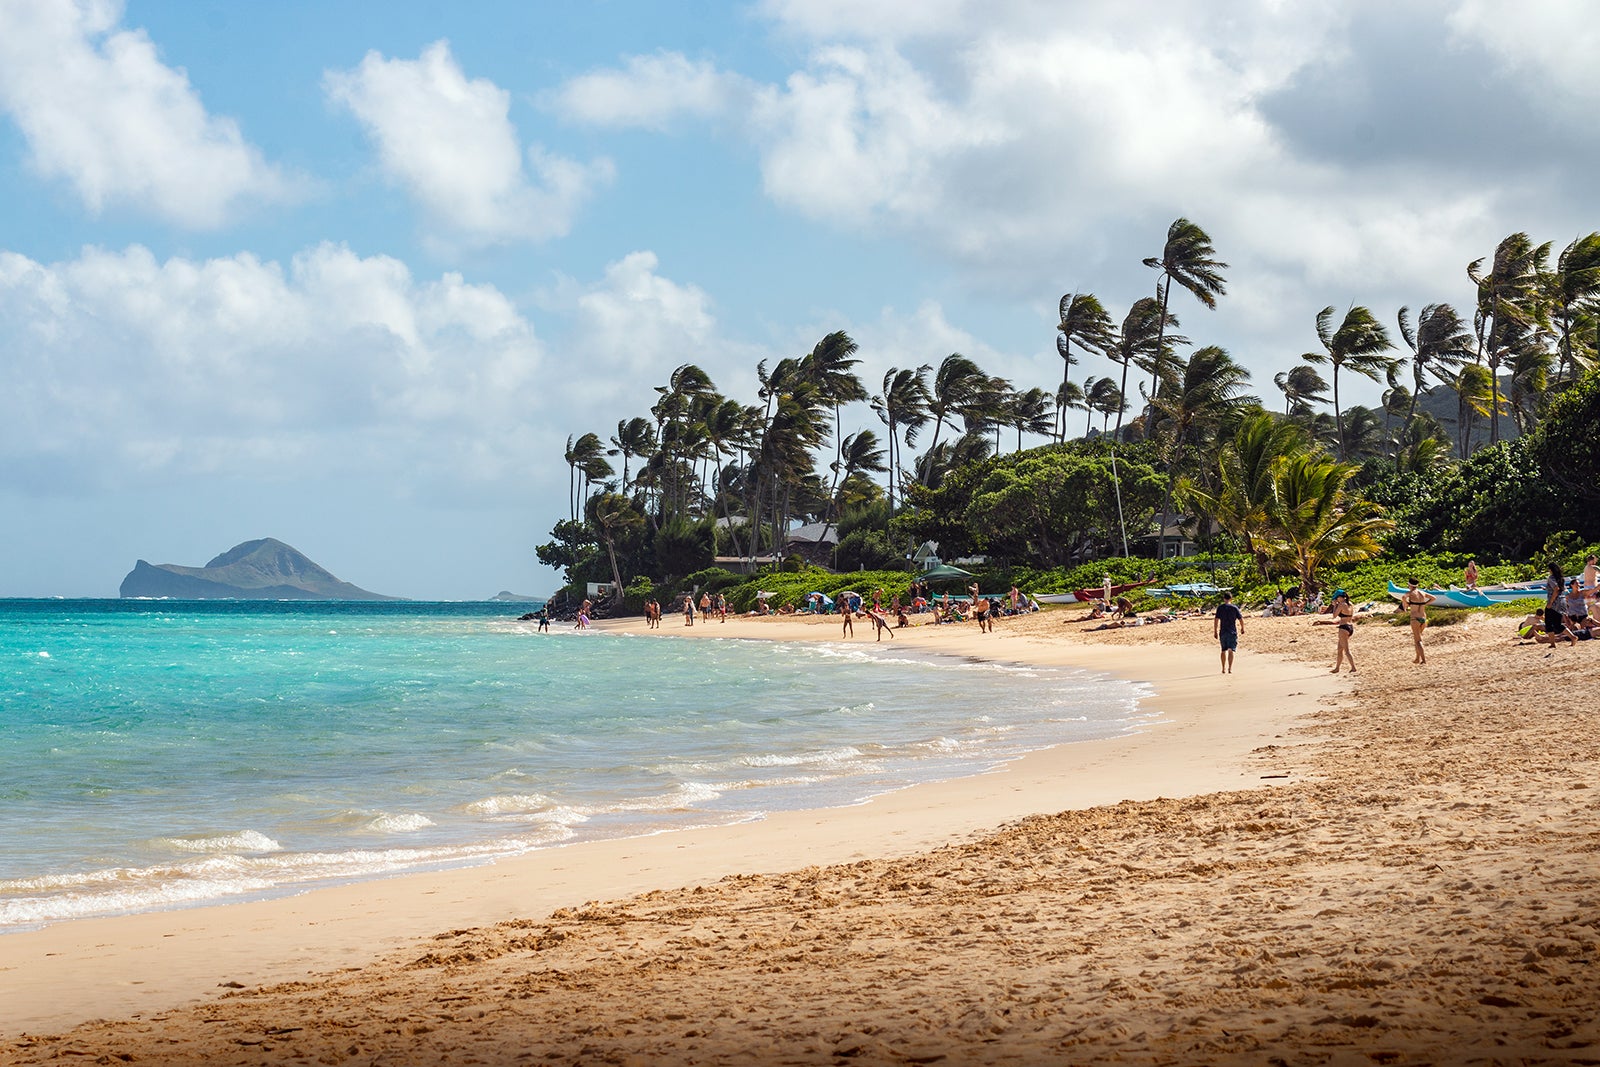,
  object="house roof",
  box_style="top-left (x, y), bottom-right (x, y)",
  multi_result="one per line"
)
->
top-left (785, 521), bottom-right (840, 545)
